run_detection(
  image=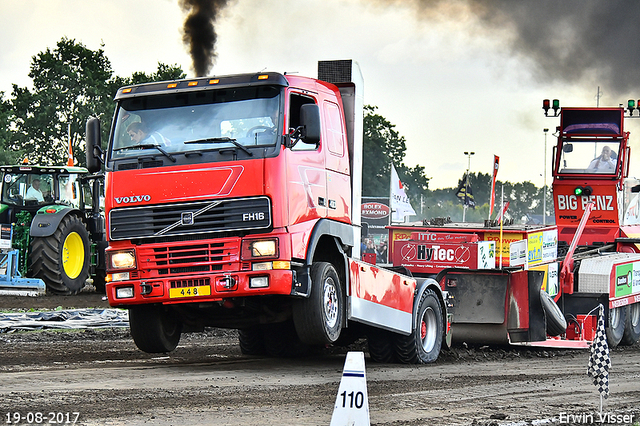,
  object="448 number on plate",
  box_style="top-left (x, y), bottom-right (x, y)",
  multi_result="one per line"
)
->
top-left (169, 285), bottom-right (211, 299)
